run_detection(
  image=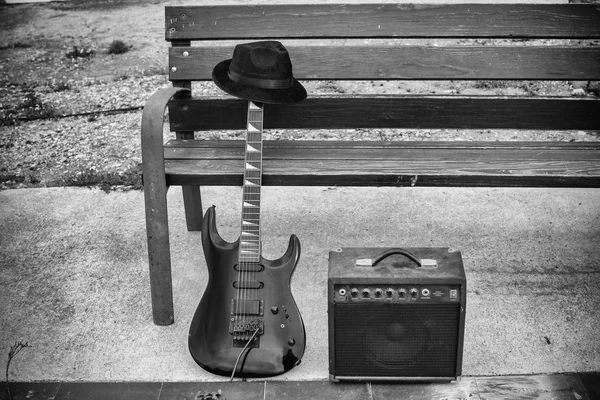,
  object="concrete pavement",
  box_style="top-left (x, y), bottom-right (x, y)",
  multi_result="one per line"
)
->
top-left (0, 185), bottom-right (599, 382)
